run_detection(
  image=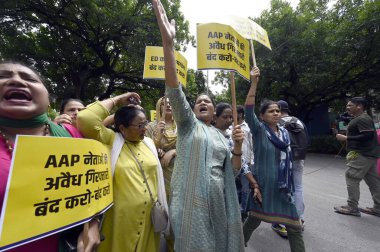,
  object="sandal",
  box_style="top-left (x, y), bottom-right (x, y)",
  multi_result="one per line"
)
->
top-left (334, 205), bottom-right (361, 217)
top-left (359, 207), bottom-right (380, 217)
